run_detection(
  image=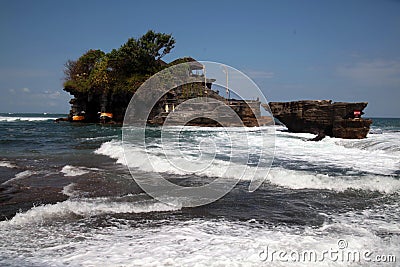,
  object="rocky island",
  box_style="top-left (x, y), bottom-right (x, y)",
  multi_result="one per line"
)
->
top-left (267, 100), bottom-right (372, 139)
top-left (61, 30), bottom-right (263, 127)
top-left (61, 31), bottom-right (371, 138)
